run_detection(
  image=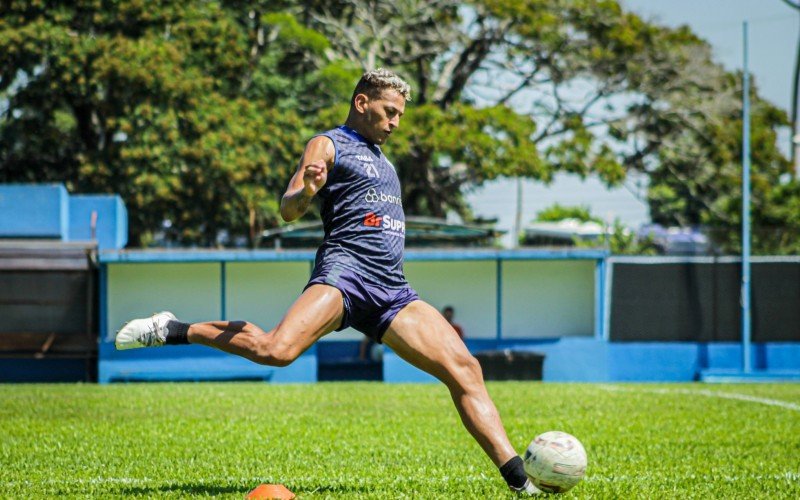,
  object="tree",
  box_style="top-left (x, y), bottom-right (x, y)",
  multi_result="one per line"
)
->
top-left (2, 0), bottom-right (796, 253)
top-left (535, 203), bottom-right (600, 224)
top-left (299, 0), bottom-right (645, 219)
top-left (306, 0), bottom-right (796, 253)
top-left (0, 0), bottom-right (352, 246)
top-left (780, 0), bottom-right (800, 175)
top-left (610, 41), bottom-right (795, 254)
top-left (532, 202), bottom-right (658, 254)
